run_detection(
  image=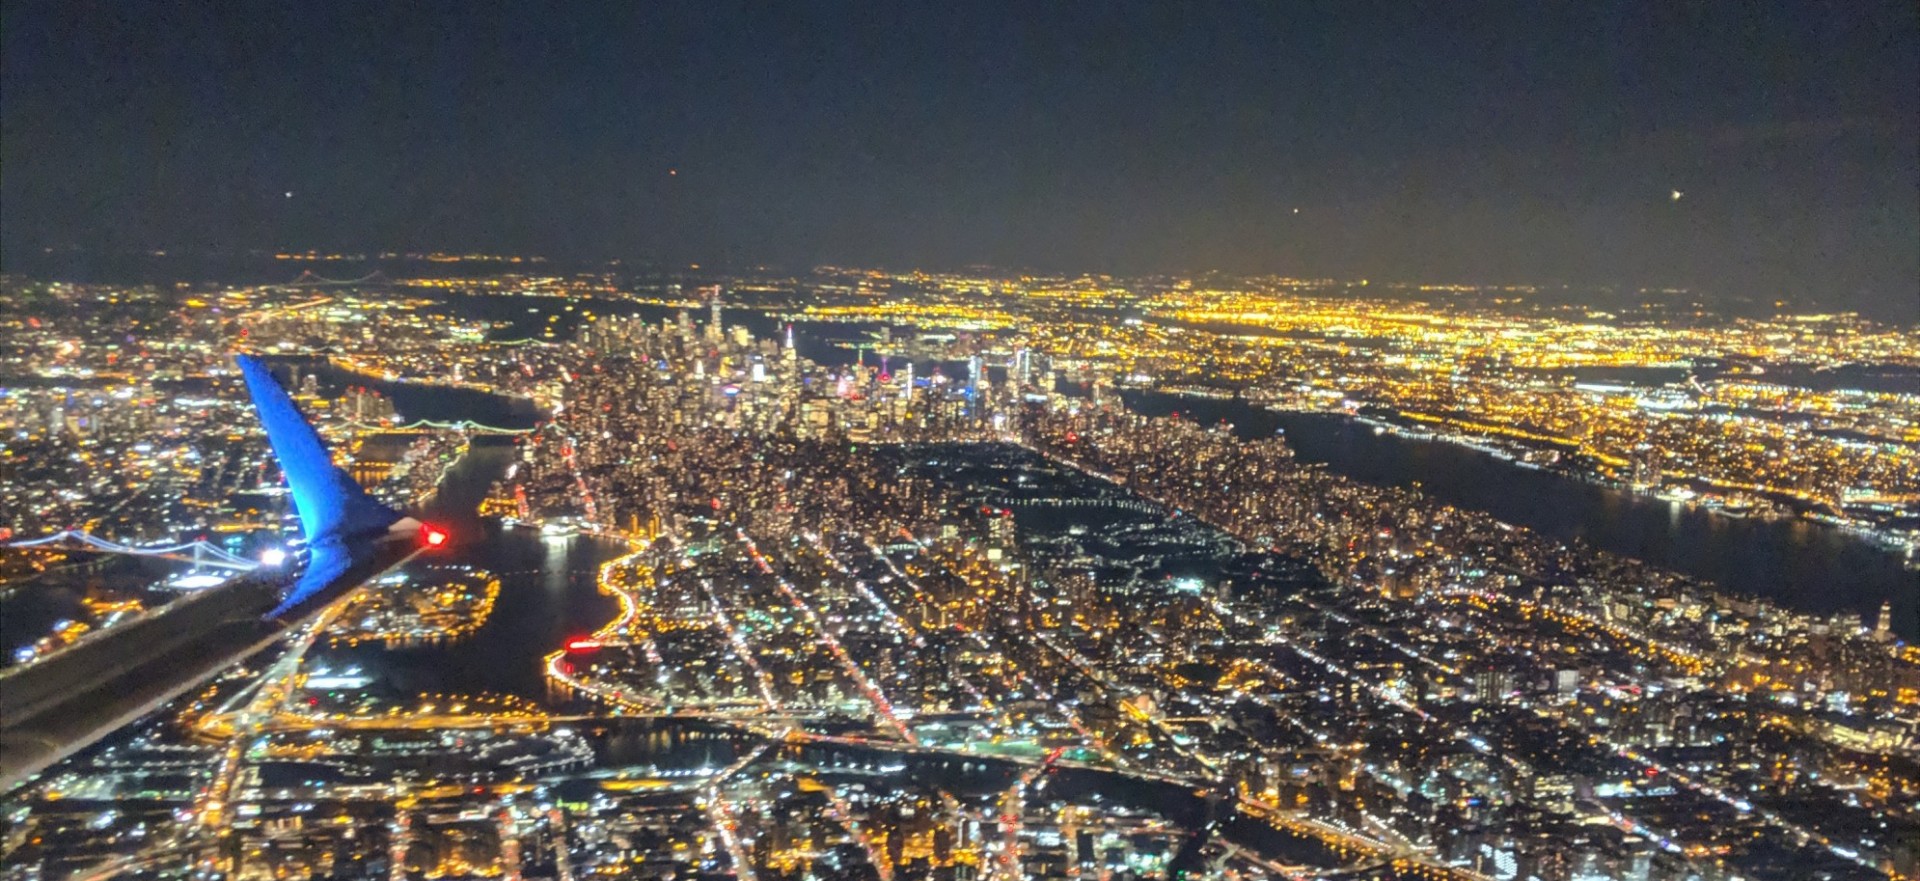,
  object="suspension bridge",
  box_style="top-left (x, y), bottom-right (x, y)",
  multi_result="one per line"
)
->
top-left (281, 269), bottom-right (390, 288)
top-left (4, 530), bottom-right (261, 572)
